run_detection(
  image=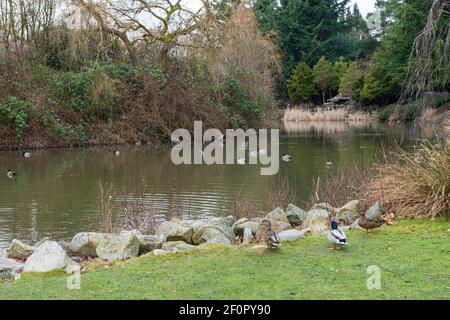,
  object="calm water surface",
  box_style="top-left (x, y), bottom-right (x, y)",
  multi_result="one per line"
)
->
top-left (0, 122), bottom-right (439, 249)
